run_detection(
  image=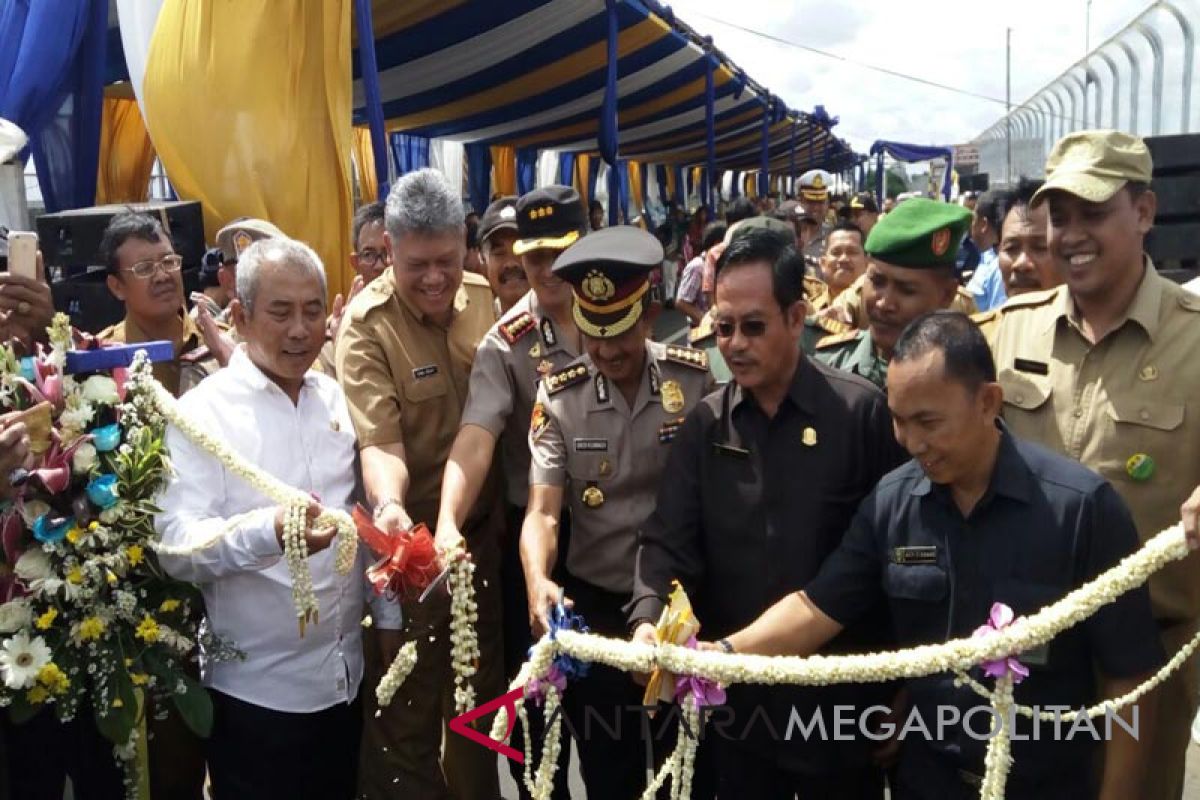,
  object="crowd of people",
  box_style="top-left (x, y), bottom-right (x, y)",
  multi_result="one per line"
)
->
top-left (1, 126), bottom-right (1200, 800)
